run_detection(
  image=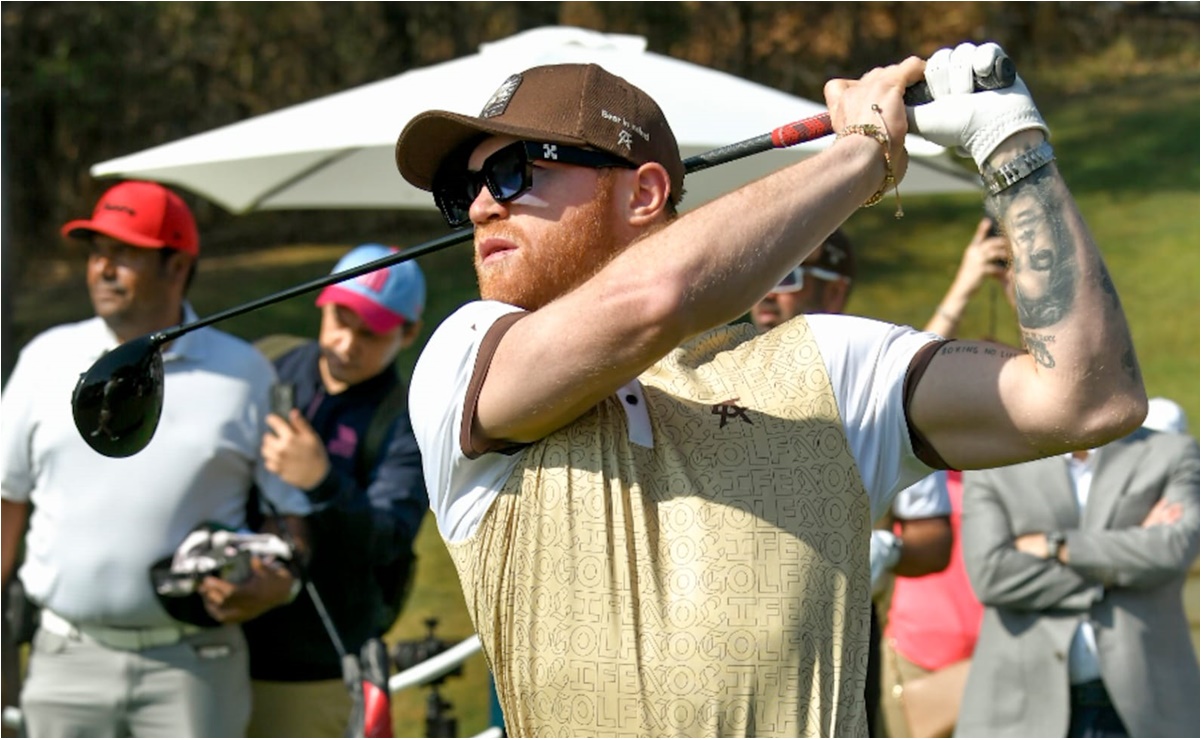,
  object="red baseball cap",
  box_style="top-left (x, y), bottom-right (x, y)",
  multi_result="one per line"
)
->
top-left (61, 181), bottom-right (200, 256)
